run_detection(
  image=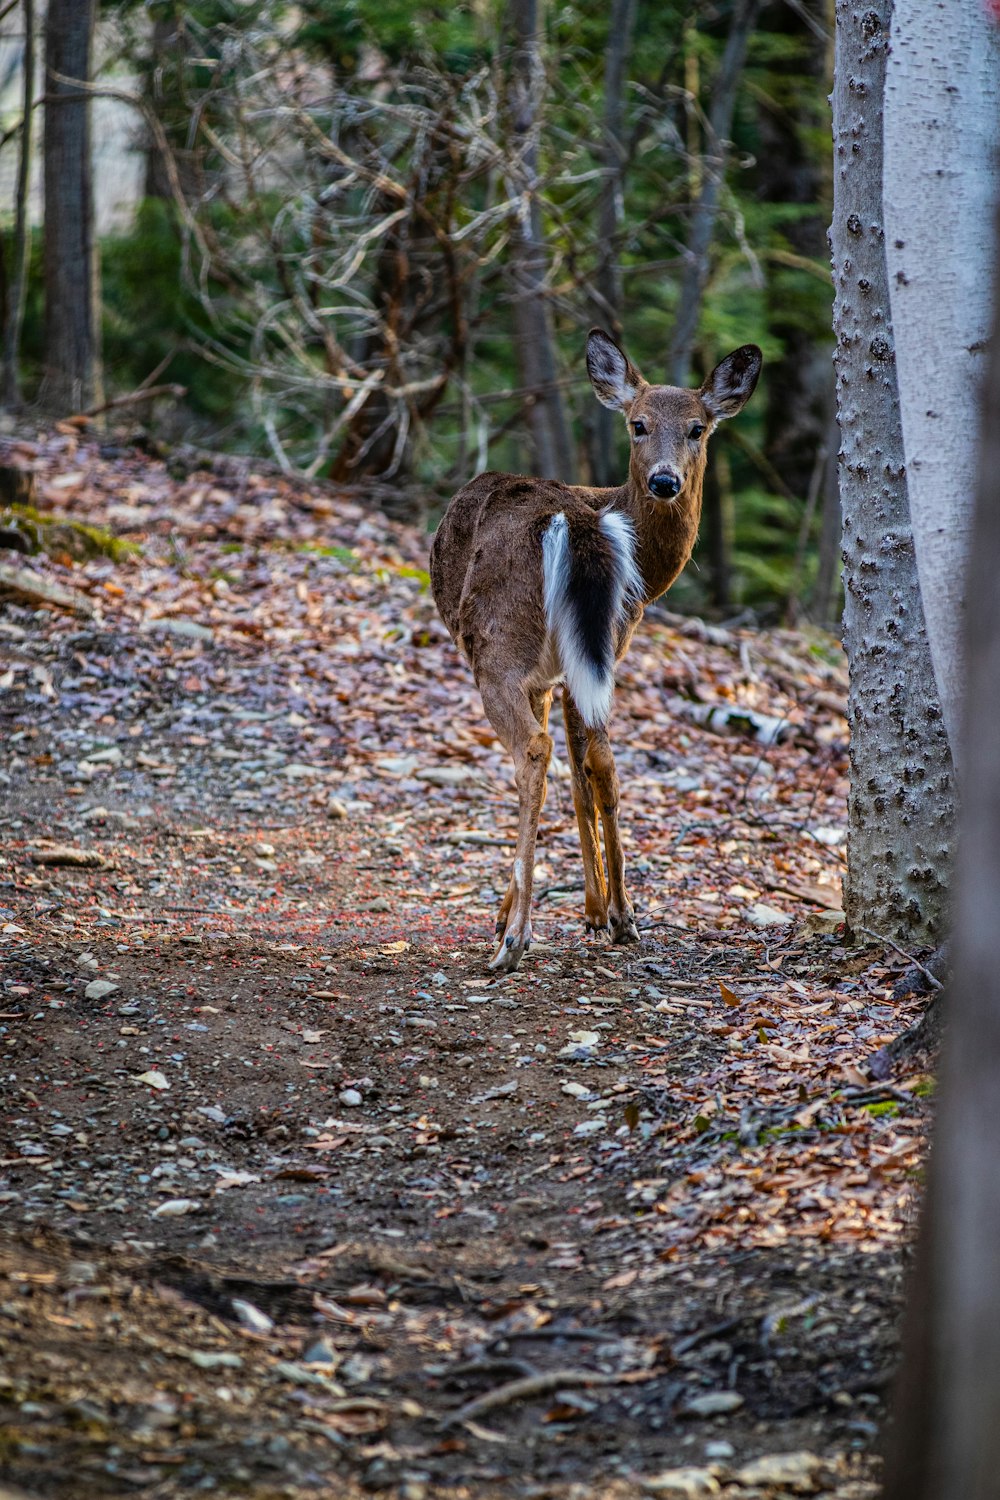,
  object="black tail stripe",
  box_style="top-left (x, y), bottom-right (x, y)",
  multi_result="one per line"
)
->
top-left (565, 525), bottom-right (616, 675)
